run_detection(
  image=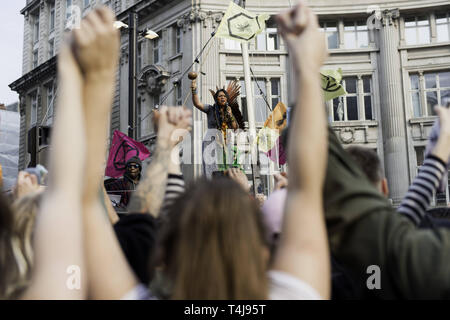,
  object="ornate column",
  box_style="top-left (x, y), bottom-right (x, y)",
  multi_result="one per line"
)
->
top-left (377, 9), bottom-right (409, 205)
